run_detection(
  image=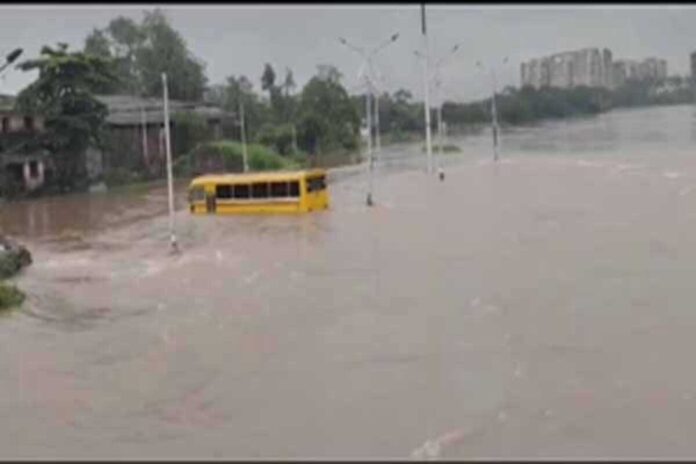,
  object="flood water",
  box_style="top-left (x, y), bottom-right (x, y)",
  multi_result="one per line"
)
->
top-left (2, 104), bottom-right (696, 458)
